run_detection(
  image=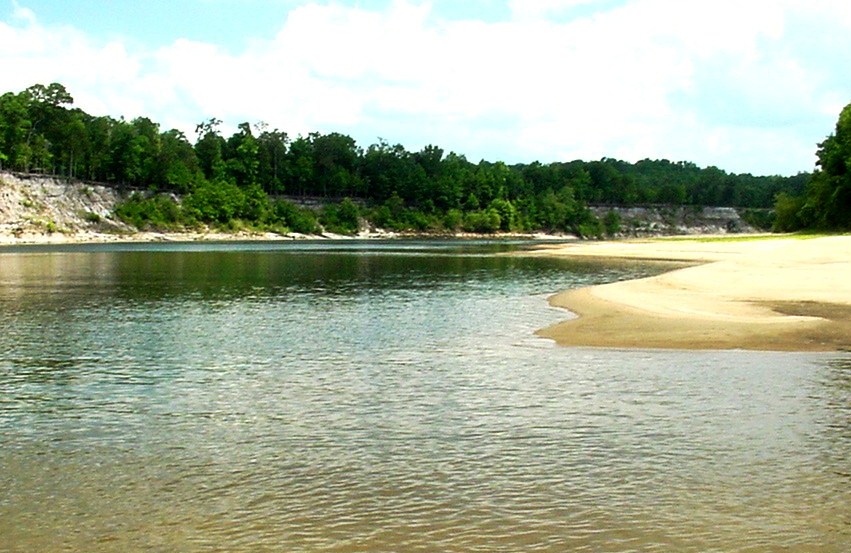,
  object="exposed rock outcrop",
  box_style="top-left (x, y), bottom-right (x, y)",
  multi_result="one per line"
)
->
top-left (0, 172), bottom-right (130, 238)
top-left (590, 205), bottom-right (757, 236)
top-left (1, 171), bottom-right (763, 243)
